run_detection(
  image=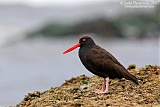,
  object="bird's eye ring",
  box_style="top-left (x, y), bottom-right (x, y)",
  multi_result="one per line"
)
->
top-left (82, 38), bottom-right (86, 42)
